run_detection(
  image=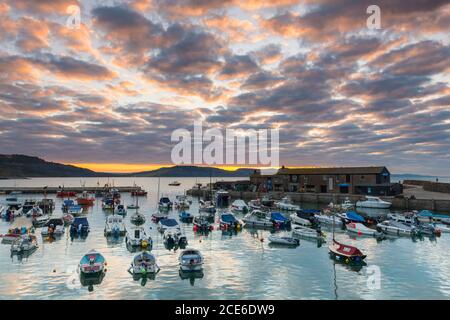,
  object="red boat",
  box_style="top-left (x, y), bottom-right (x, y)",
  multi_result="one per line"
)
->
top-left (57, 191), bottom-right (77, 198)
top-left (329, 240), bottom-right (366, 263)
top-left (76, 192), bottom-right (95, 206)
top-left (131, 190), bottom-right (147, 196)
